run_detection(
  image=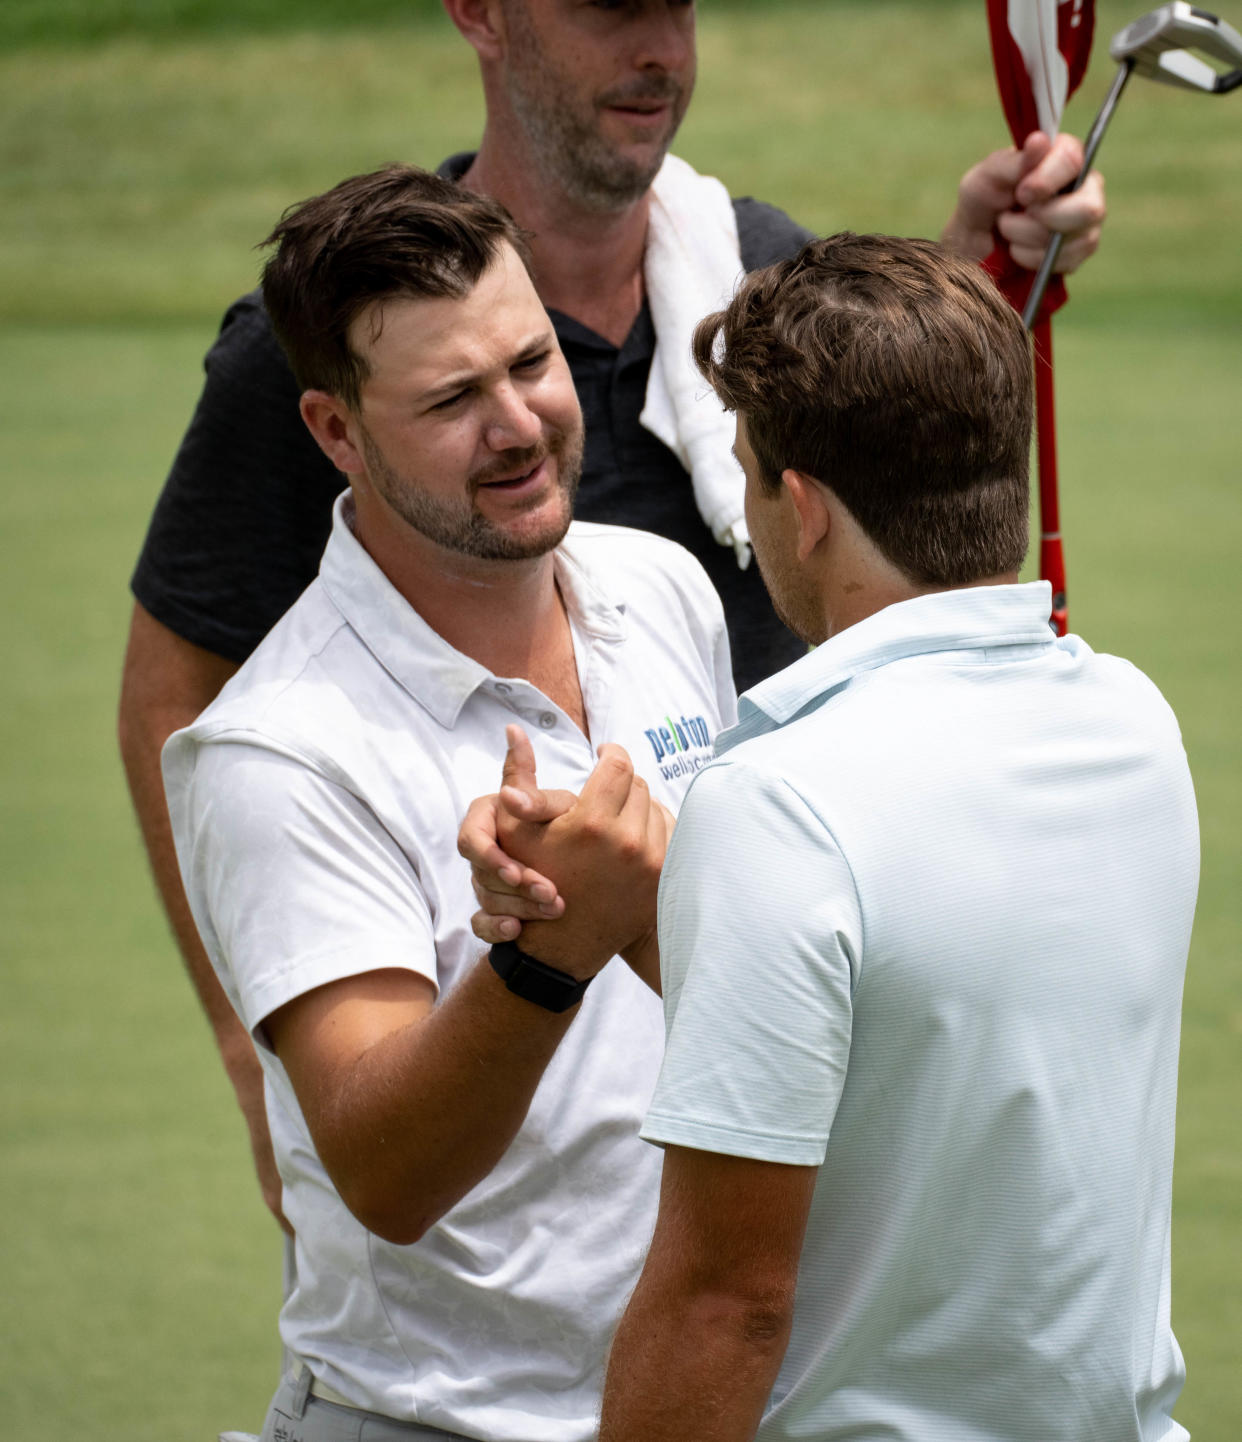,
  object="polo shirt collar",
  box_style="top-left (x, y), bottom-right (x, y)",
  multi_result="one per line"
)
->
top-left (721, 582), bottom-right (1056, 754)
top-left (318, 493), bottom-right (626, 728)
